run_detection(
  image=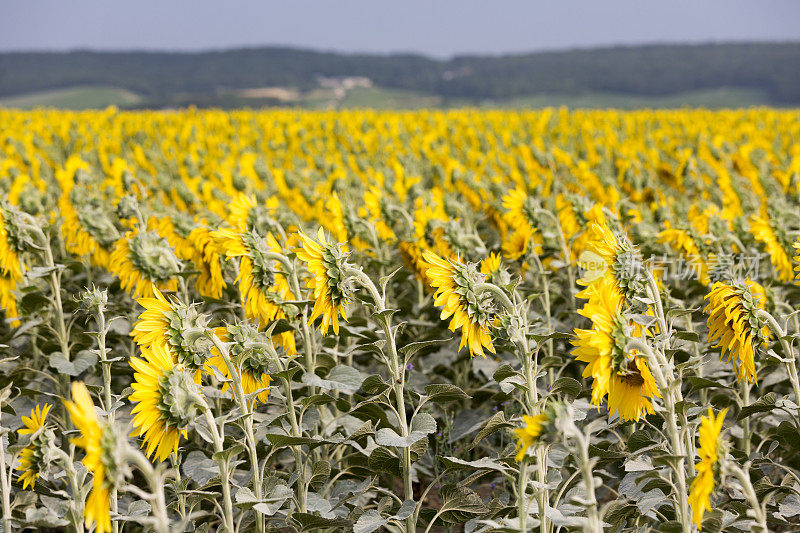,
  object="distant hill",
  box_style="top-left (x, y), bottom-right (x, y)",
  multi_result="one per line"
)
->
top-left (1, 42), bottom-right (799, 109)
